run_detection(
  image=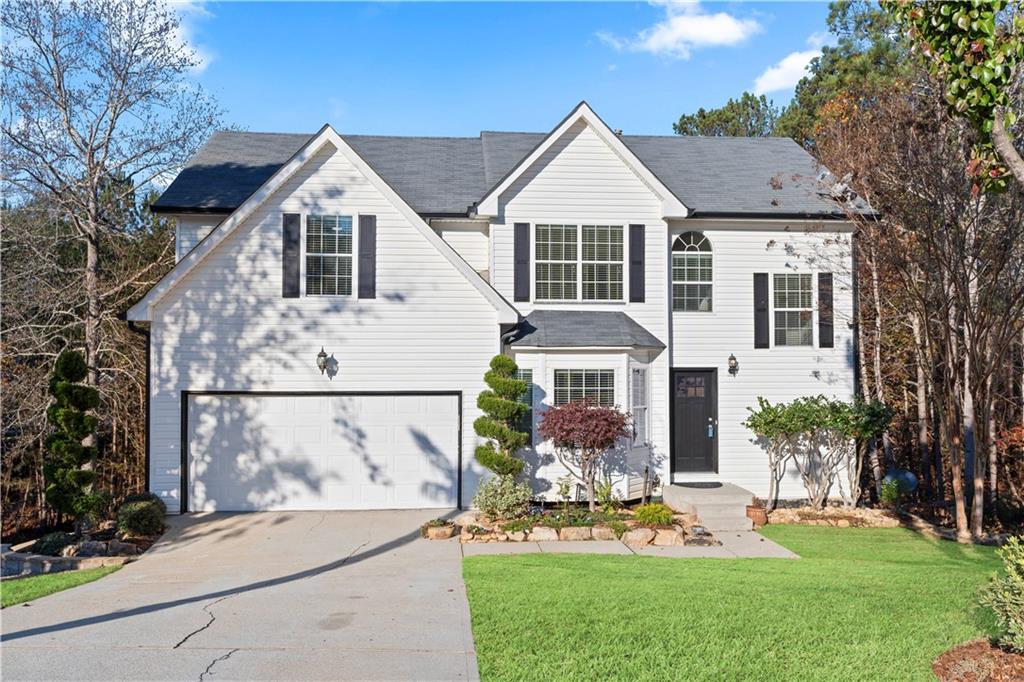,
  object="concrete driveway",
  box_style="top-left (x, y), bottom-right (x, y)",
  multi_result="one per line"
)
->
top-left (1, 510), bottom-right (477, 681)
